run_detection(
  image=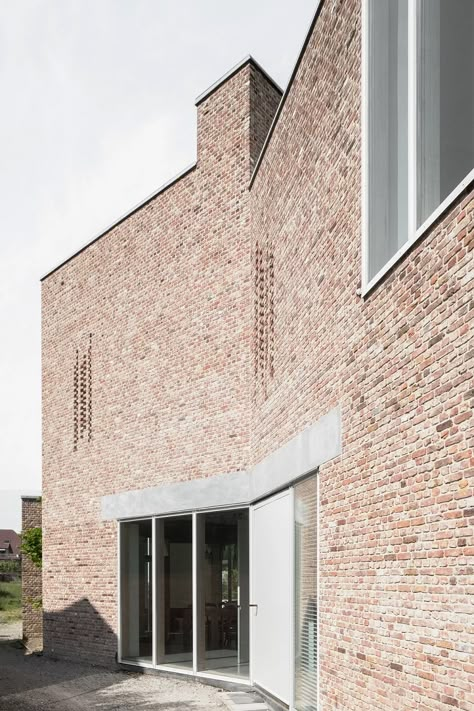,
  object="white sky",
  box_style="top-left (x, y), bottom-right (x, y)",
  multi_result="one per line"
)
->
top-left (0, 0), bottom-right (316, 531)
